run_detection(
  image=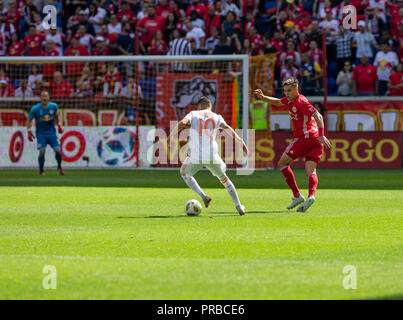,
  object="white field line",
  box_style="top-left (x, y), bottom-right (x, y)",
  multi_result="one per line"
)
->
top-left (0, 254), bottom-right (401, 267)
